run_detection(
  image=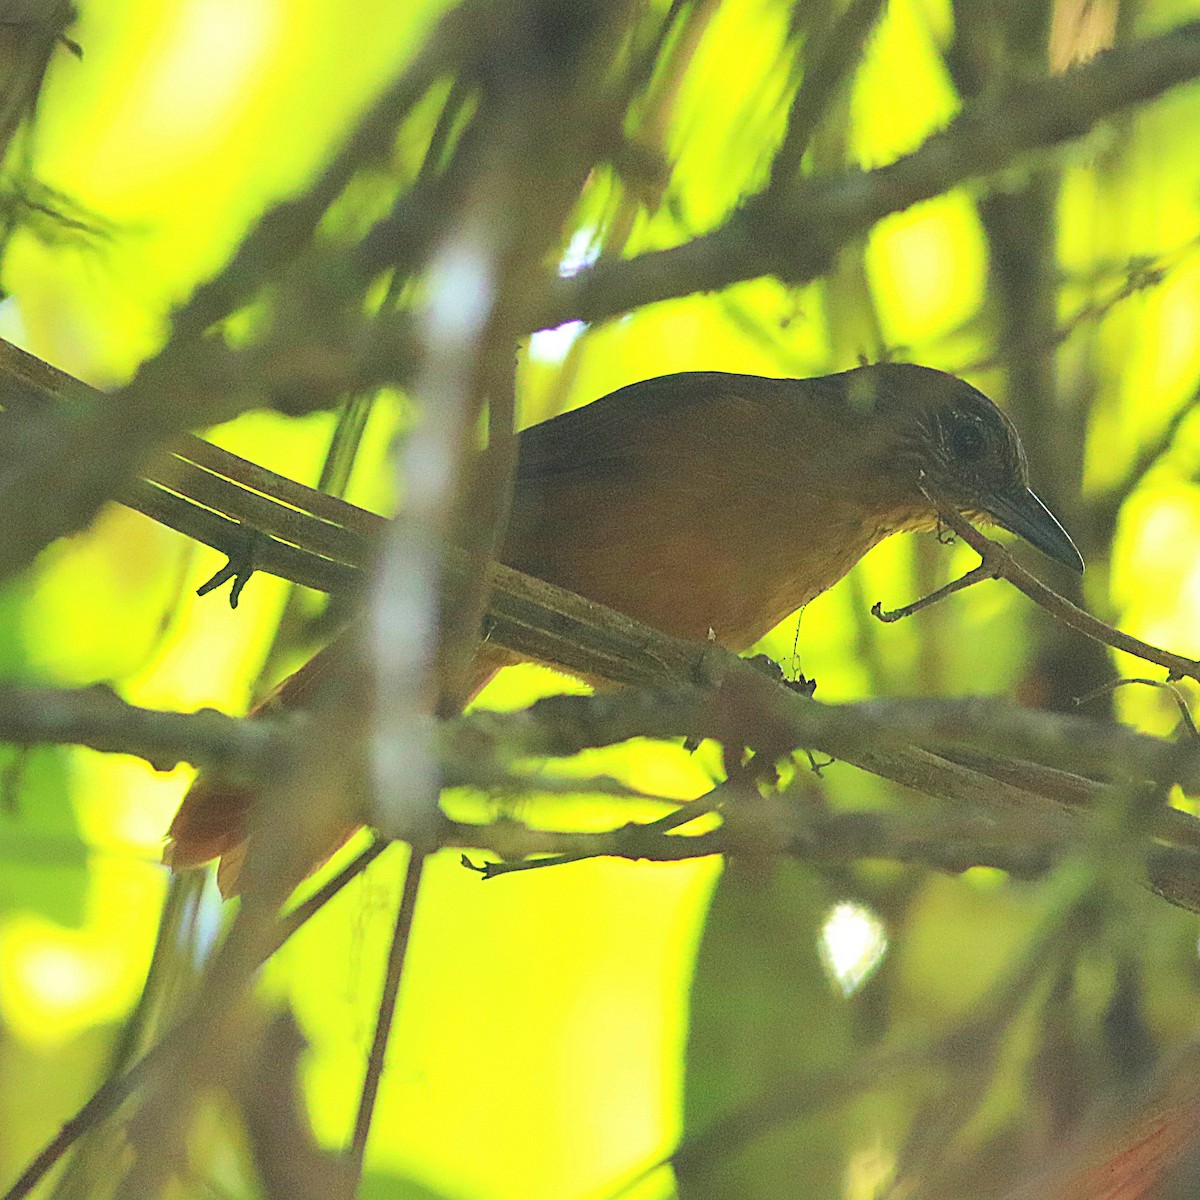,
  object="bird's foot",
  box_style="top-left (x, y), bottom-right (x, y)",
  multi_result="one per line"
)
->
top-left (196, 525), bottom-right (264, 609)
top-left (743, 653), bottom-right (816, 695)
top-left (788, 673), bottom-right (818, 698)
